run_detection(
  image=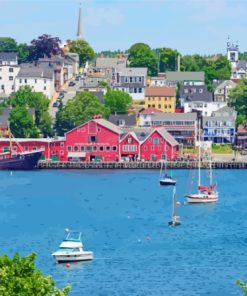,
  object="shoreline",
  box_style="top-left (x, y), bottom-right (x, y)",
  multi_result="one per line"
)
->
top-left (37, 160), bottom-right (247, 169)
